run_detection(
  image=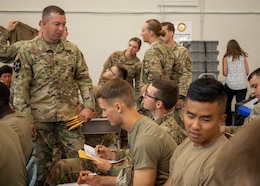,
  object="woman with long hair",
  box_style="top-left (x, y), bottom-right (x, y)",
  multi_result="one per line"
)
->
top-left (223, 39), bottom-right (249, 125)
